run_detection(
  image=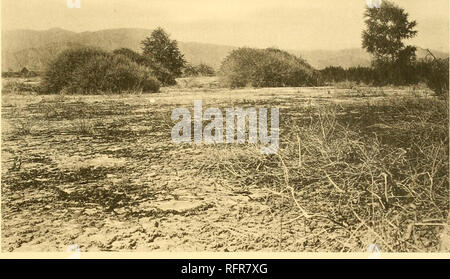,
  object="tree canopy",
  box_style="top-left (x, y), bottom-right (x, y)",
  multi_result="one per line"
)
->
top-left (141, 27), bottom-right (186, 85)
top-left (362, 0), bottom-right (417, 63)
